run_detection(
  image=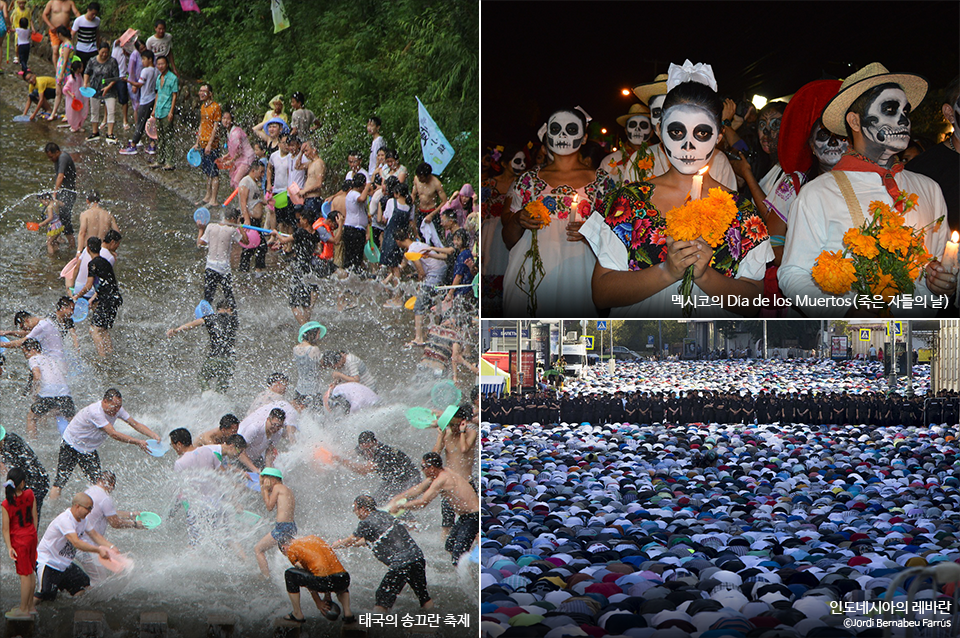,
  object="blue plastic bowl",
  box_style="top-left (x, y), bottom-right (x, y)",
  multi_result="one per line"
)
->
top-left (187, 148), bottom-right (202, 167)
